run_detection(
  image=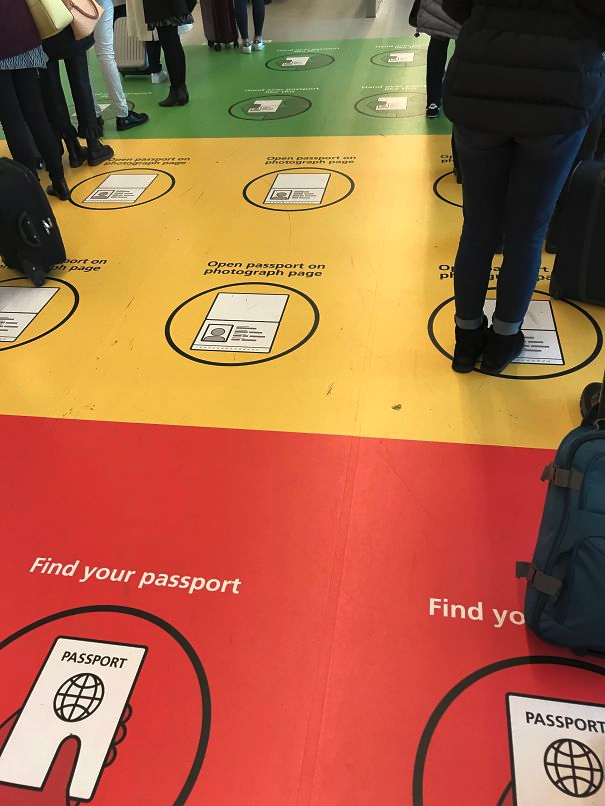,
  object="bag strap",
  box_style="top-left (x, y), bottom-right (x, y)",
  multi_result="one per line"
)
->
top-left (68, 0), bottom-right (100, 19)
top-left (597, 371), bottom-right (605, 430)
top-left (541, 463), bottom-right (584, 491)
top-left (516, 562), bottom-right (563, 596)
